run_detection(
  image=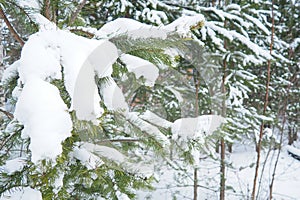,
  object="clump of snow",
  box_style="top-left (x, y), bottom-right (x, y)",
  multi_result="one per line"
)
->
top-left (96, 18), bottom-right (153, 39)
top-left (164, 14), bottom-right (205, 37)
top-left (17, 30), bottom-right (118, 121)
top-left (119, 54), bottom-right (159, 87)
top-left (0, 187), bottom-right (42, 200)
top-left (14, 78), bottom-right (72, 164)
top-left (18, 34), bottom-right (62, 83)
top-left (172, 115), bottom-right (224, 151)
top-left (139, 110), bottom-right (173, 129)
top-left (2, 157), bottom-right (26, 175)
